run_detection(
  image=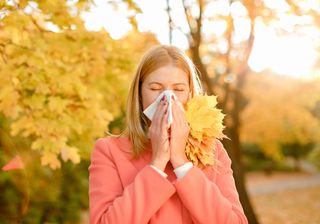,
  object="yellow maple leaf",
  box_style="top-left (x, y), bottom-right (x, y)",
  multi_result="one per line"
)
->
top-left (41, 151), bottom-right (61, 169)
top-left (61, 146), bottom-right (81, 164)
top-left (185, 94), bottom-right (226, 167)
